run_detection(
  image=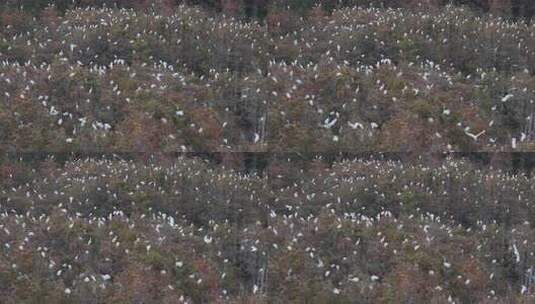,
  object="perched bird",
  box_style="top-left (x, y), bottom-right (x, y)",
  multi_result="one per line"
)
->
top-left (501, 93), bottom-right (514, 102)
top-left (323, 117), bottom-right (338, 129)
